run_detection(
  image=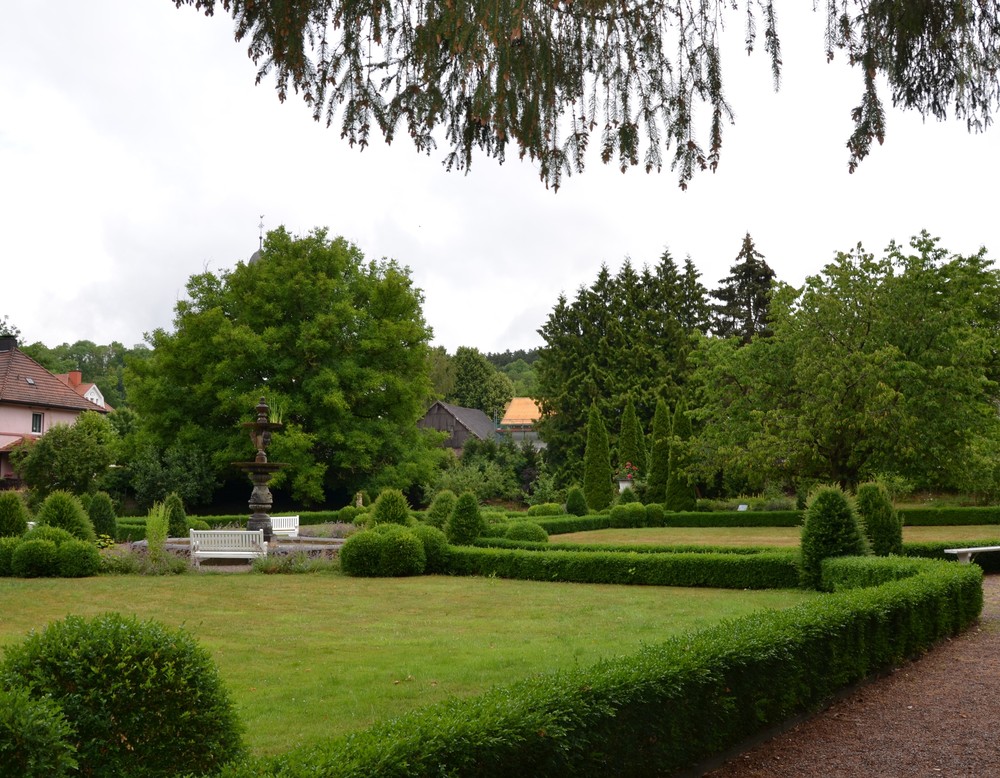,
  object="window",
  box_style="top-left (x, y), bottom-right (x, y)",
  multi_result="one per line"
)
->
top-left (31, 413), bottom-right (43, 434)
